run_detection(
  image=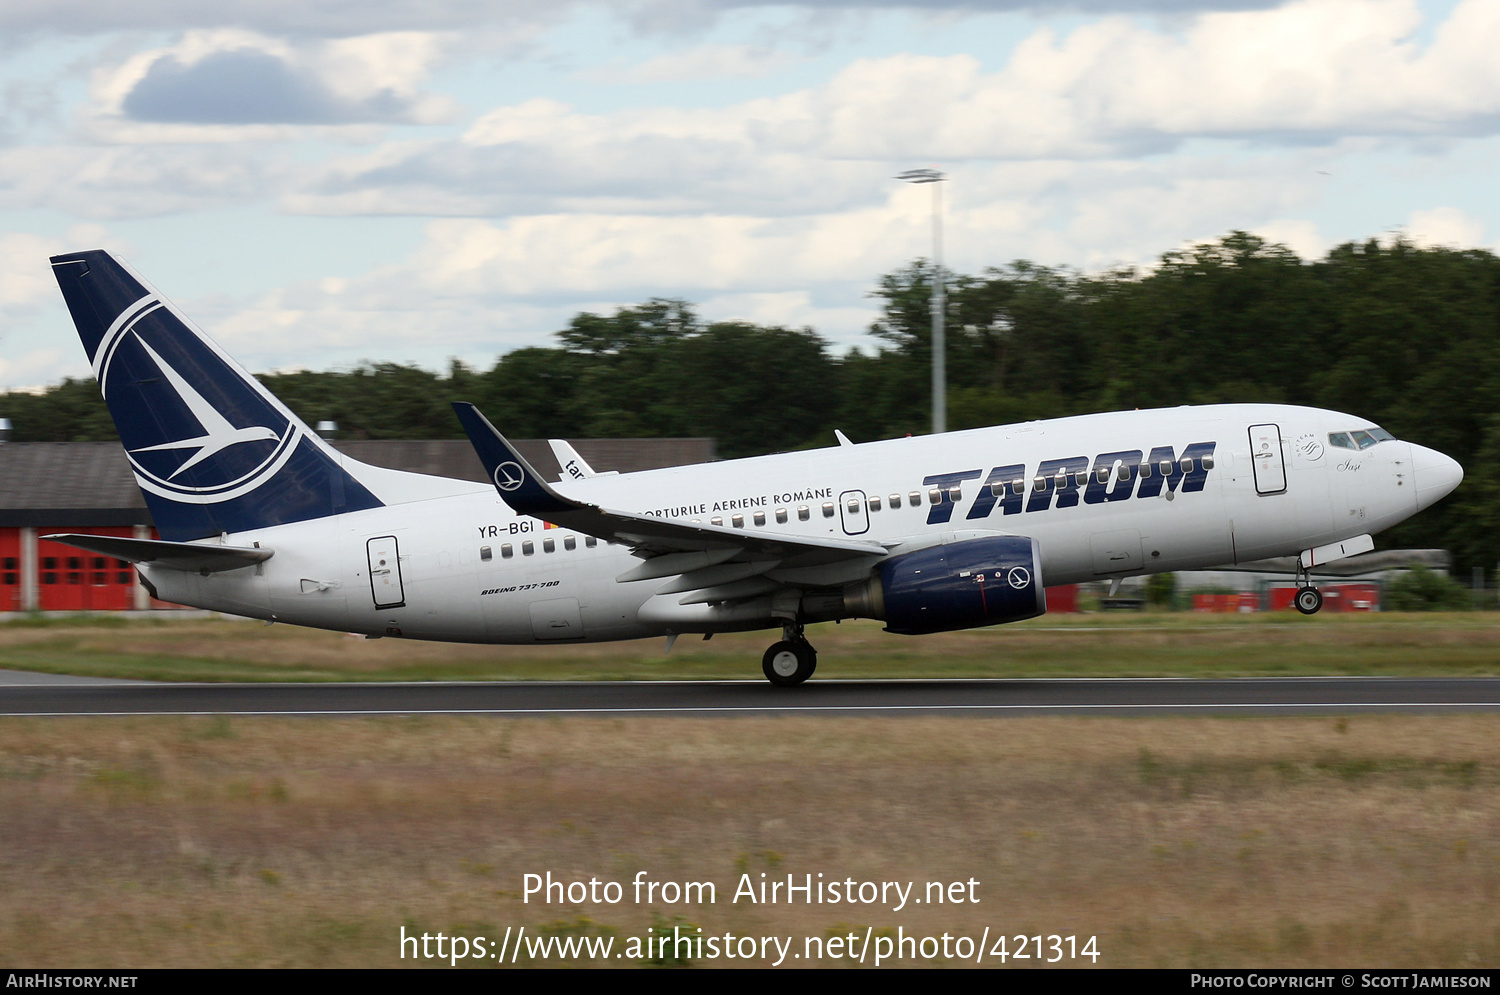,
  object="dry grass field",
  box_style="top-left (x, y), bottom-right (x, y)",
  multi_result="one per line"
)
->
top-left (1, 712), bottom-right (1497, 968)
top-left (1, 611), bottom-right (1498, 682)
